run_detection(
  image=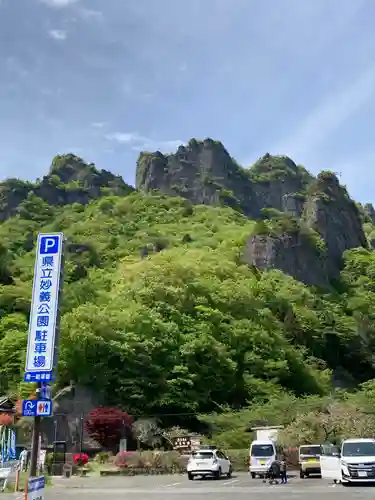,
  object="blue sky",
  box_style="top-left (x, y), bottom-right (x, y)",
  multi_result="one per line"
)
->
top-left (1, 0), bottom-right (375, 203)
